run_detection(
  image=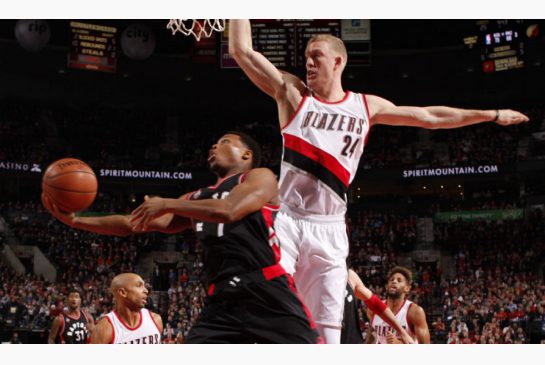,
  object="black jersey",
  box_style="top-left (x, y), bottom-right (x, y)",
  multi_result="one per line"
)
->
top-left (59, 311), bottom-right (91, 344)
top-left (189, 172), bottom-right (281, 284)
top-left (341, 283), bottom-right (364, 344)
